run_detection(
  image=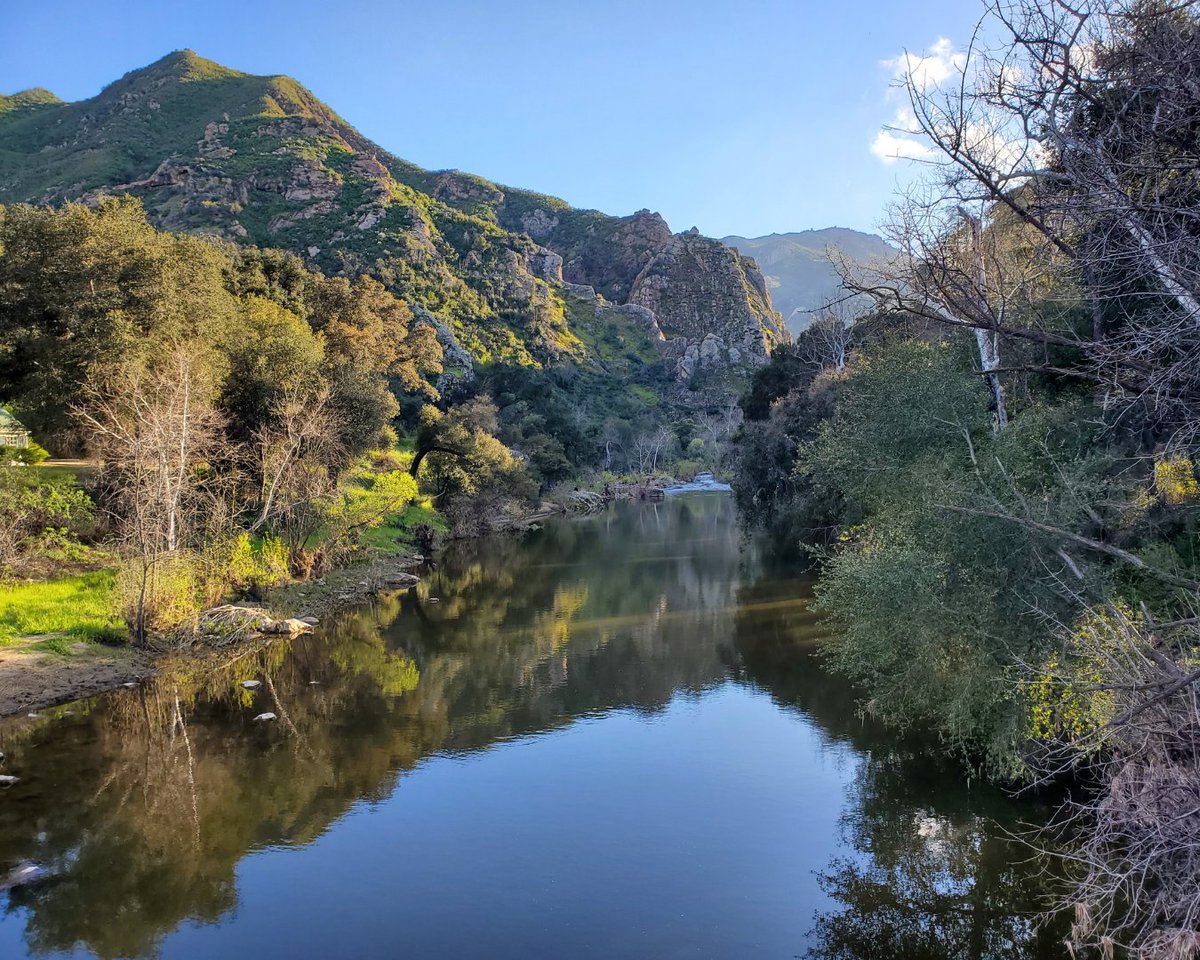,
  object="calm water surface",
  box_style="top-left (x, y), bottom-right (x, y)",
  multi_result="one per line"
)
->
top-left (0, 495), bottom-right (1065, 959)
